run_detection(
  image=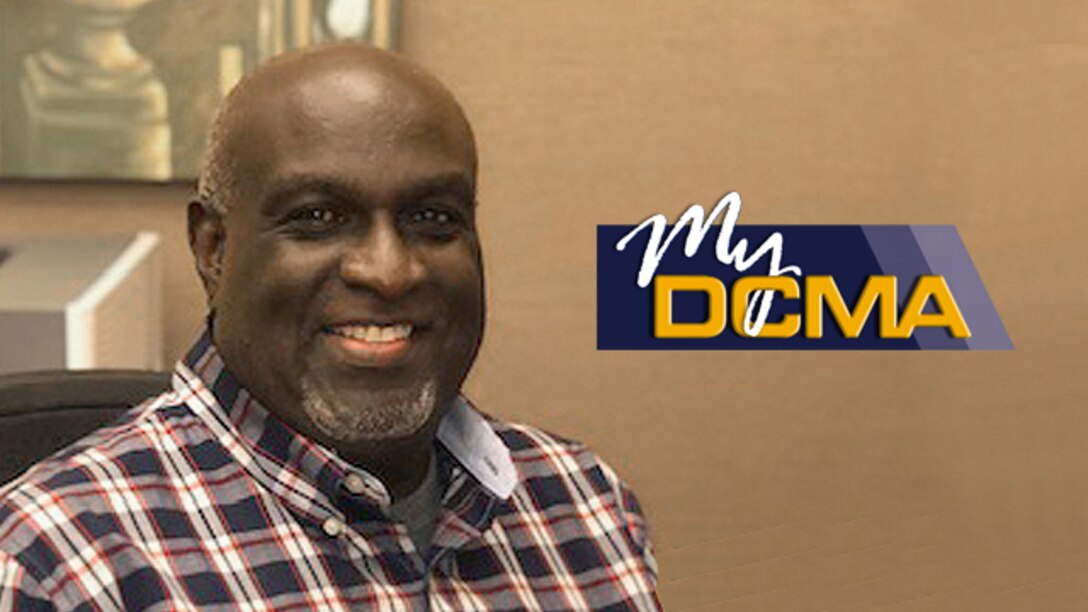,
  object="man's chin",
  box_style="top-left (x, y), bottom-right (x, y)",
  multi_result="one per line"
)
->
top-left (299, 376), bottom-right (439, 444)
